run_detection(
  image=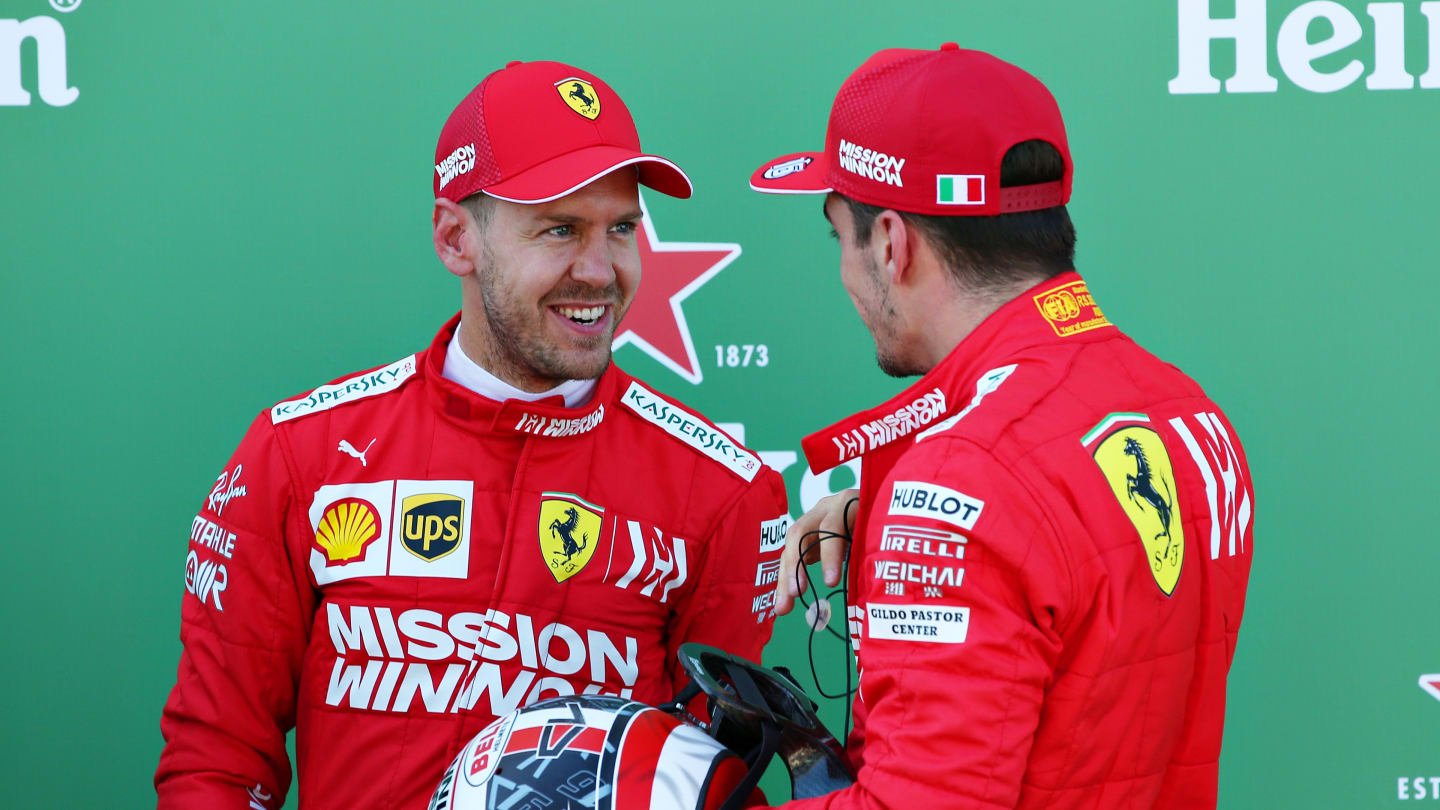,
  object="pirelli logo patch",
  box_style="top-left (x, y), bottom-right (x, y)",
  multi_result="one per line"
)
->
top-left (619, 381), bottom-right (760, 482)
top-left (272, 355), bottom-right (417, 424)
